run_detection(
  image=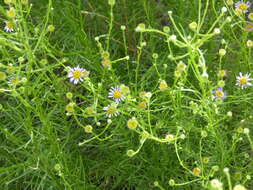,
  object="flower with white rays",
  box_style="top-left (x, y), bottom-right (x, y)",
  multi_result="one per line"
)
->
top-left (108, 86), bottom-right (125, 103)
top-left (235, 1), bottom-right (251, 13)
top-left (67, 66), bottom-right (89, 84)
top-left (213, 88), bottom-right (227, 100)
top-left (236, 72), bottom-right (253, 89)
top-left (103, 103), bottom-right (120, 118)
top-left (4, 21), bottom-right (14, 32)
